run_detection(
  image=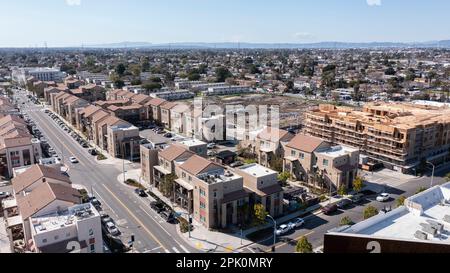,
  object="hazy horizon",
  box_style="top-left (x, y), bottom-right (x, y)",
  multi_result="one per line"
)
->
top-left (1, 0), bottom-right (450, 47)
